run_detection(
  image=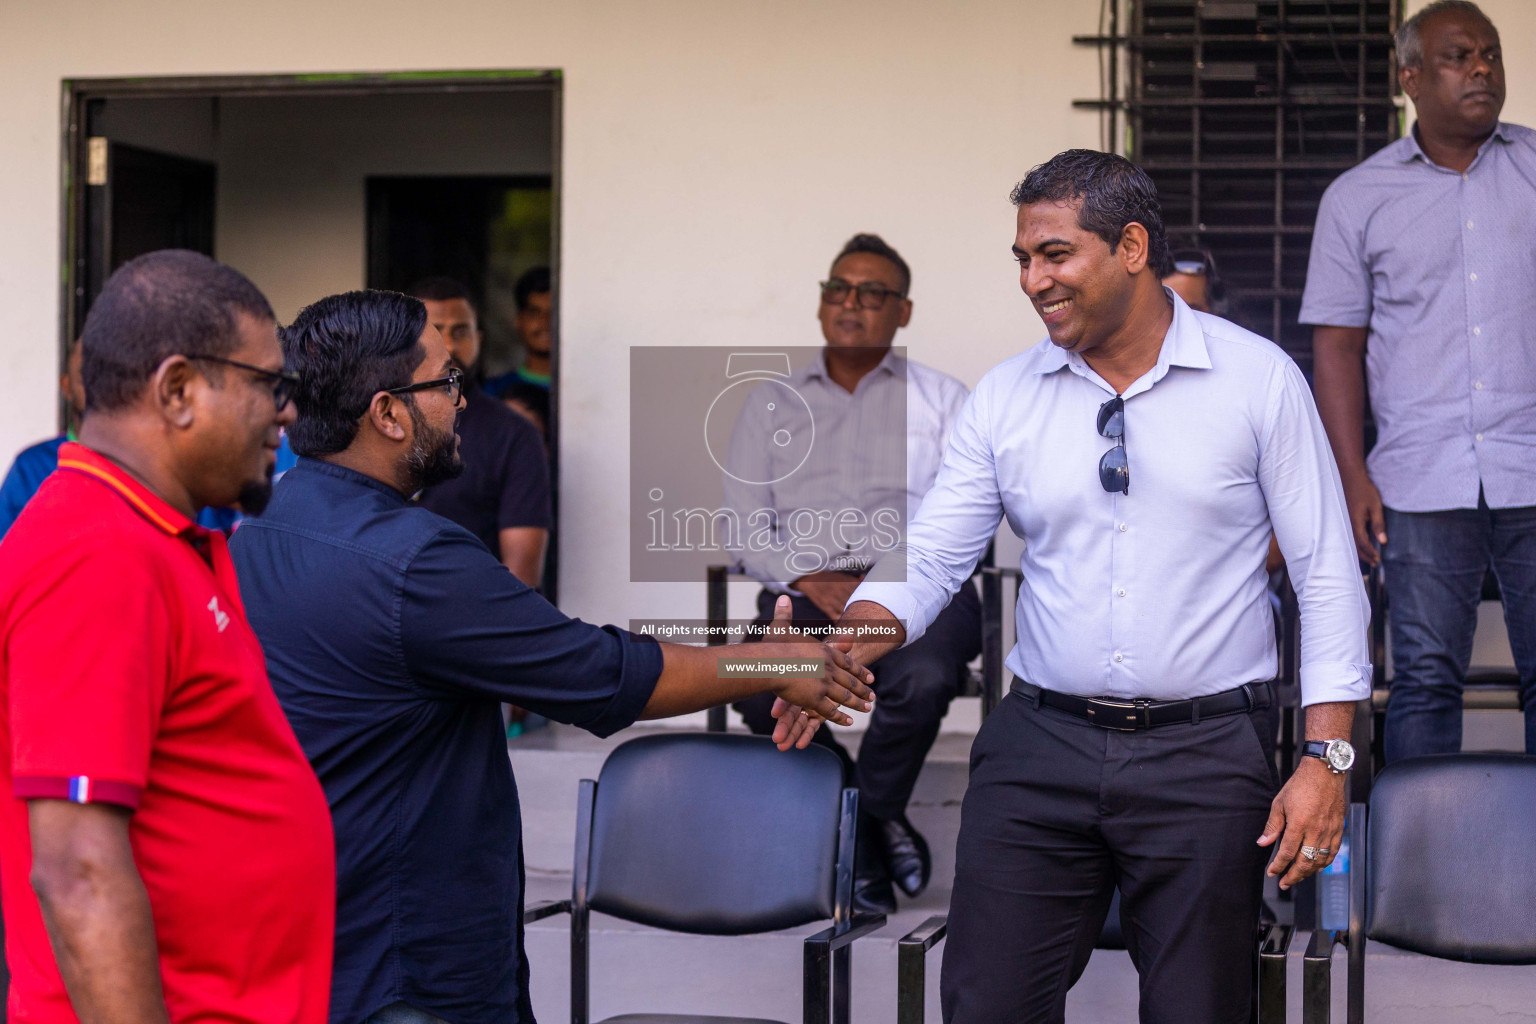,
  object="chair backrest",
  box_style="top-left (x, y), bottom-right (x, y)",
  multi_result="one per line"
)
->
top-left (583, 732), bottom-right (847, 935)
top-left (1367, 754), bottom-right (1536, 964)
